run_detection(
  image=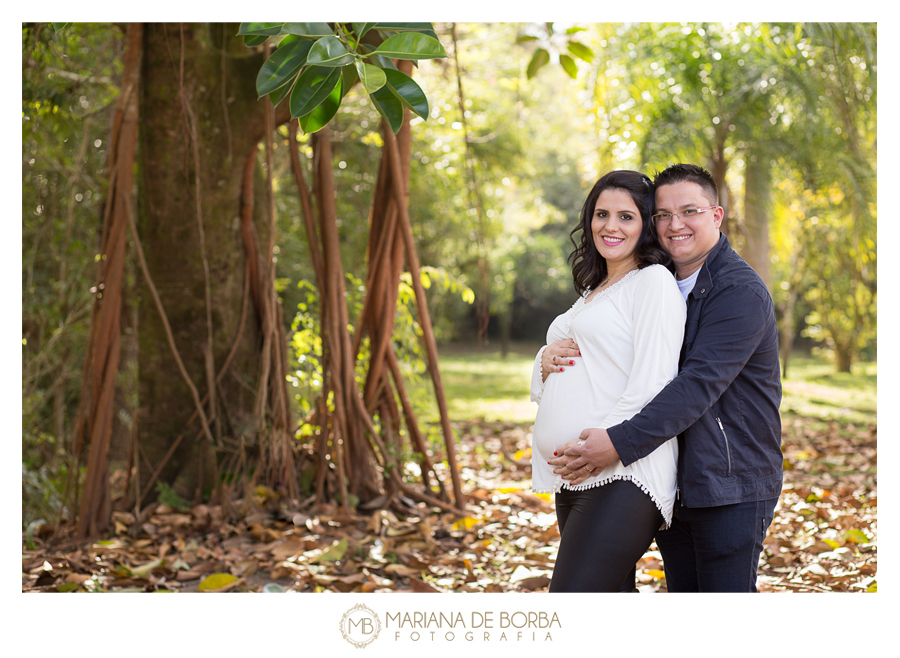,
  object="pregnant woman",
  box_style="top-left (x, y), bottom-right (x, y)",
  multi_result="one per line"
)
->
top-left (530, 170), bottom-right (685, 592)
